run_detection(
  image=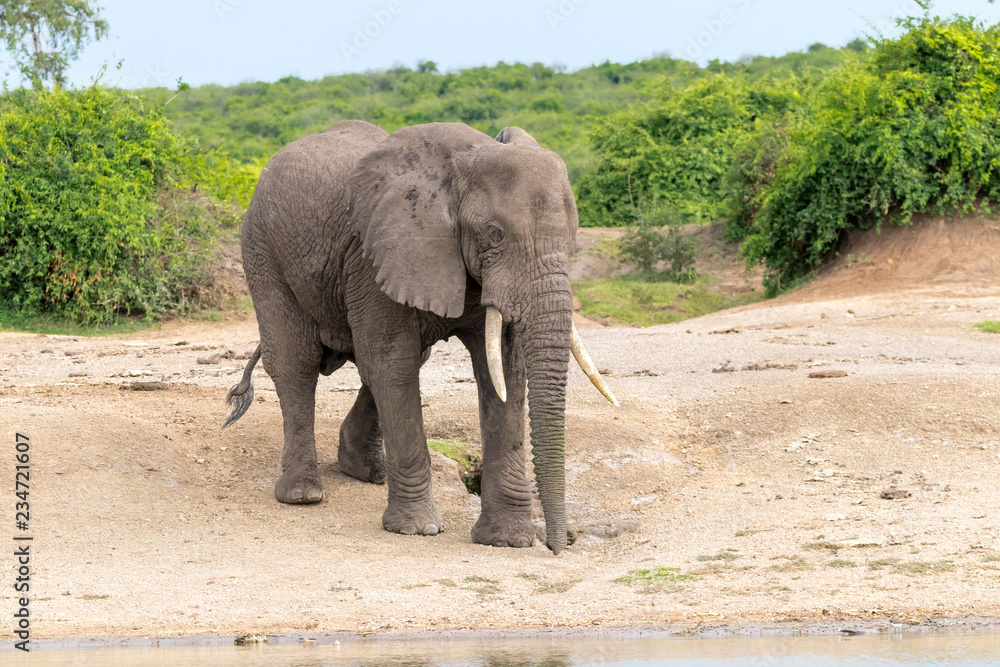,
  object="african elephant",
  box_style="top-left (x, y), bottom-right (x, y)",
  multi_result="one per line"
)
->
top-left (223, 121), bottom-right (616, 554)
